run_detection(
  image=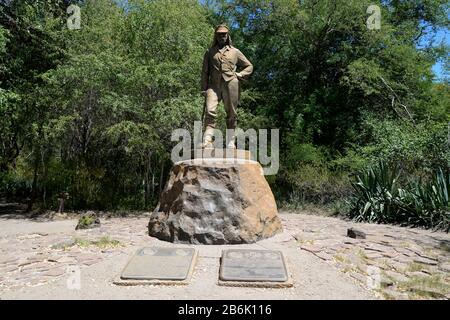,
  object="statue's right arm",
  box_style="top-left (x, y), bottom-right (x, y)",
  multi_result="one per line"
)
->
top-left (201, 50), bottom-right (209, 93)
